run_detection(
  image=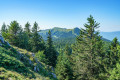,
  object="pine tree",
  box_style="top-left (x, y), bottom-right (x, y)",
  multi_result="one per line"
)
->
top-left (24, 22), bottom-right (31, 33)
top-left (72, 15), bottom-right (104, 80)
top-left (4, 21), bottom-right (22, 46)
top-left (17, 31), bottom-right (29, 49)
top-left (1, 23), bottom-right (7, 33)
top-left (1, 23), bottom-right (8, 40)
top-left (100, 38), bottom-right (120, 79)
top-left (30, 22), bottom-right (45, 52)
top-left (9, 21), bottom-right (22, 36)
top-left (108, 37), bottom-right (119, 67)
top-left (32, 22), bottom-right (38, 33)
top-left (45, 30), bottom-right (57, 67)
top-left (55, 45), bottom-right (73, 80)
top-left (24, 22), bottom-right (31, 37)
top-left (24, 22), bottom-right (32, 50)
